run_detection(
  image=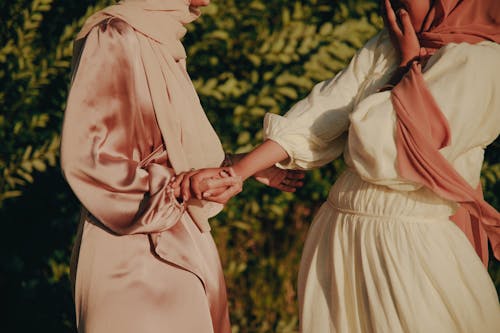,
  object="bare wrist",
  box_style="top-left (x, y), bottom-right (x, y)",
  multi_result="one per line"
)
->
top-left (399, 55), bottom-right (419, 69)
top-left (230, 153), bottom-right (246, 164)
top-left (231, 163), bottom-right (251, 181)
top-left (222, 153), bottom-right (247, 167)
